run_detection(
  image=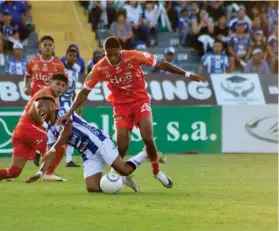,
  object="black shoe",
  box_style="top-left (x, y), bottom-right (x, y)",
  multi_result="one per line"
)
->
top-left (65, 161), bottom-right (80, 167)
top-left (34, 152), bottom-right (41, 167)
